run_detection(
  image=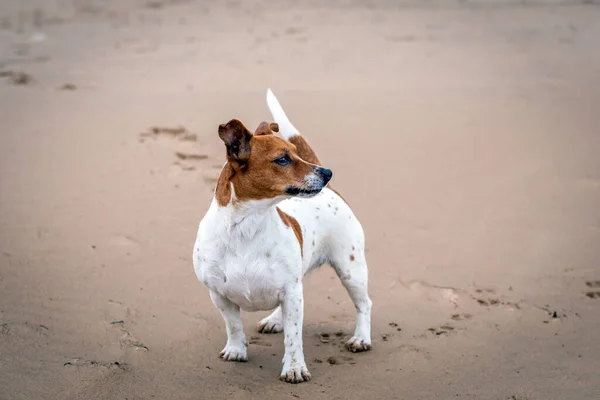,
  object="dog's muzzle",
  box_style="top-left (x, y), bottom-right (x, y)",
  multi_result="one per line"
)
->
top-left (284, 167), bottom-right (333, 197)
